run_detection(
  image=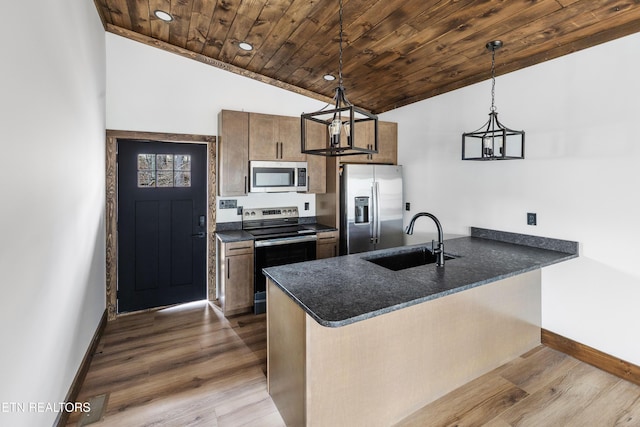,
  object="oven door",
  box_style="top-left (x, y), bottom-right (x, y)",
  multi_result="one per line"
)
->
top-left (253, 235), bottom-right (317, 313)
